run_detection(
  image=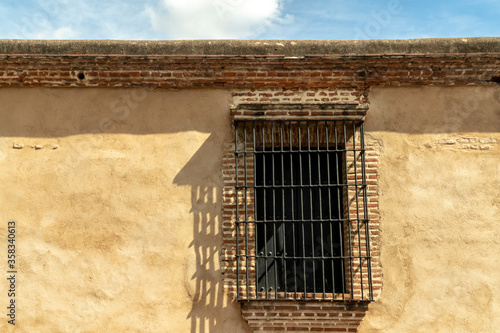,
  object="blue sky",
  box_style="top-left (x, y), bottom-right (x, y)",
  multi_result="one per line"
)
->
top-left (0, 0), bottom-right (499, 40)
